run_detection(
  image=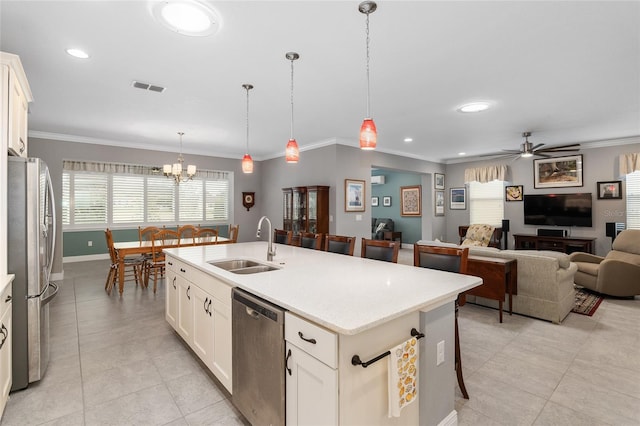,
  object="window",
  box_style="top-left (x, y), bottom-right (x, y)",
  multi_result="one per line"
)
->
top-left (626, 171), bottom-right (640, 229)
top-left (468, 180), bottom-right (504, 226)
top-left (62, 161), bottom-right (232, 228)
